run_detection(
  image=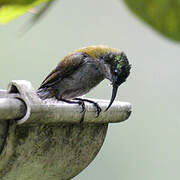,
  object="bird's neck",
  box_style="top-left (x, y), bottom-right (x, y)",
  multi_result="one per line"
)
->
top-left (99, 61), bottom-right (113, 82)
